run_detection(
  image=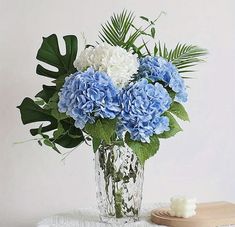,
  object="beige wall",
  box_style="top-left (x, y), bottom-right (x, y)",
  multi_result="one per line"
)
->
top-left (0, 0), bottom-right (235, 226)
